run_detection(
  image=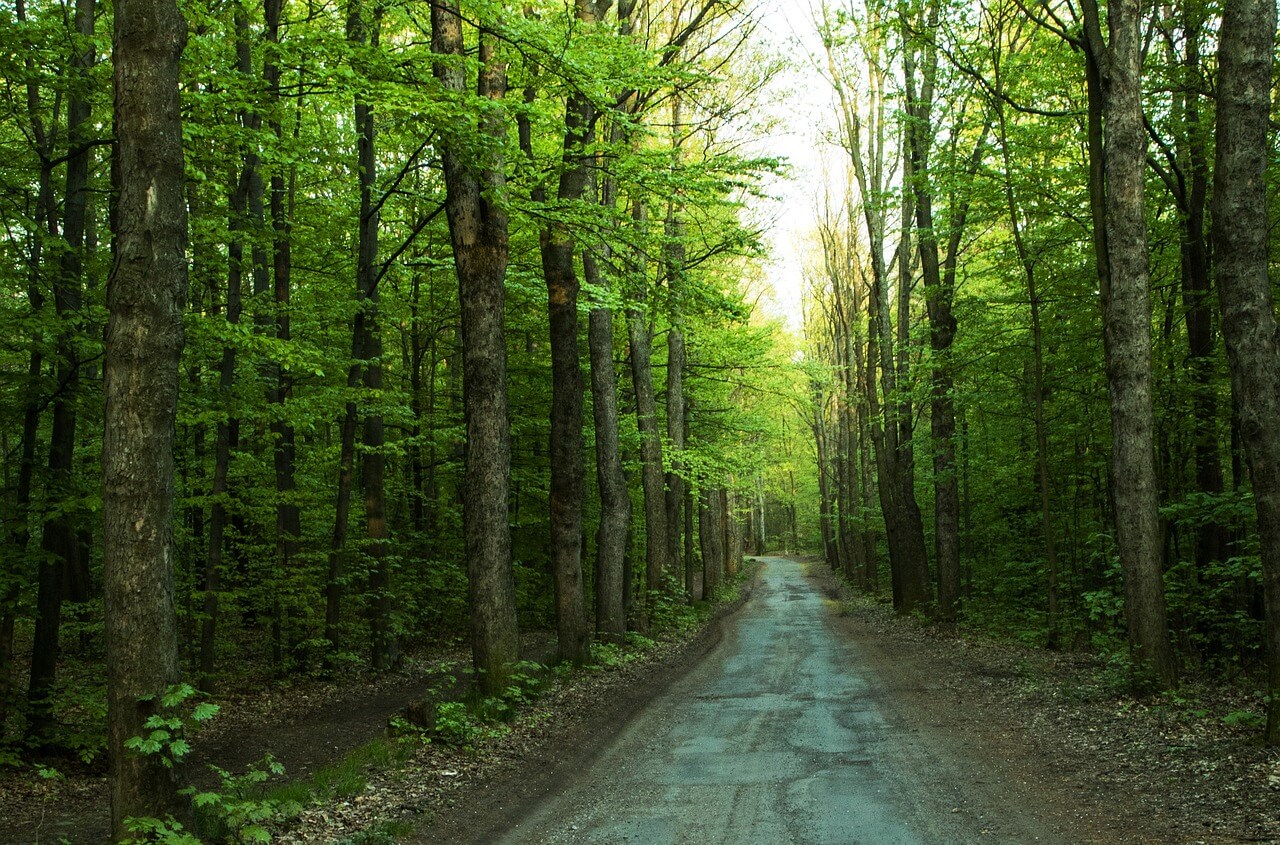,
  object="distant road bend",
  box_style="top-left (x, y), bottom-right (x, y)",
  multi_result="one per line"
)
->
top-left (496, 557), bottom-right (1065, 845)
